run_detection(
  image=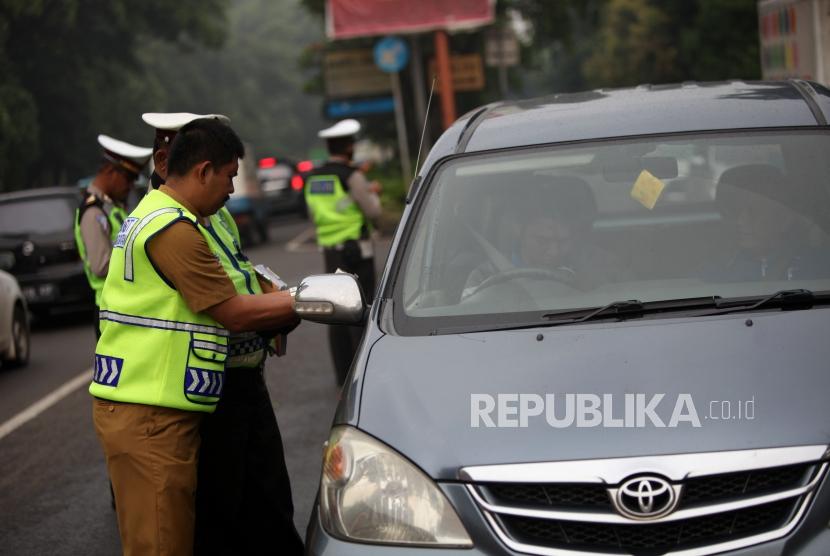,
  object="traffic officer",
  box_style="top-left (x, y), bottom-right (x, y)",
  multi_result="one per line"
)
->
top-left (141, 112), bottom-right (304, 554)
top-left (91, 118), bottom-right (299, 555)
top-left (74, 135), bottom-right (152, 337)
top-left (304, 119), bottom-right (382, 385)
top-left (142, 113), bottom-right (243, 269)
